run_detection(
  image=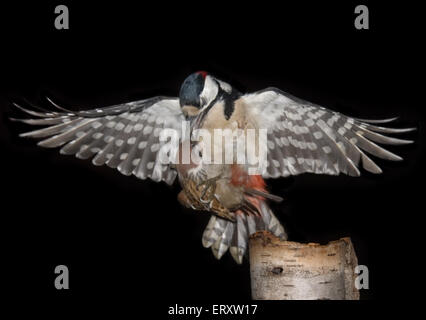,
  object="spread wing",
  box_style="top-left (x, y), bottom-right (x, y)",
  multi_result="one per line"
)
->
top-left (242, 88), bottom-right (415, 178)
top-left (12, 96), bottom-right (185, 184)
